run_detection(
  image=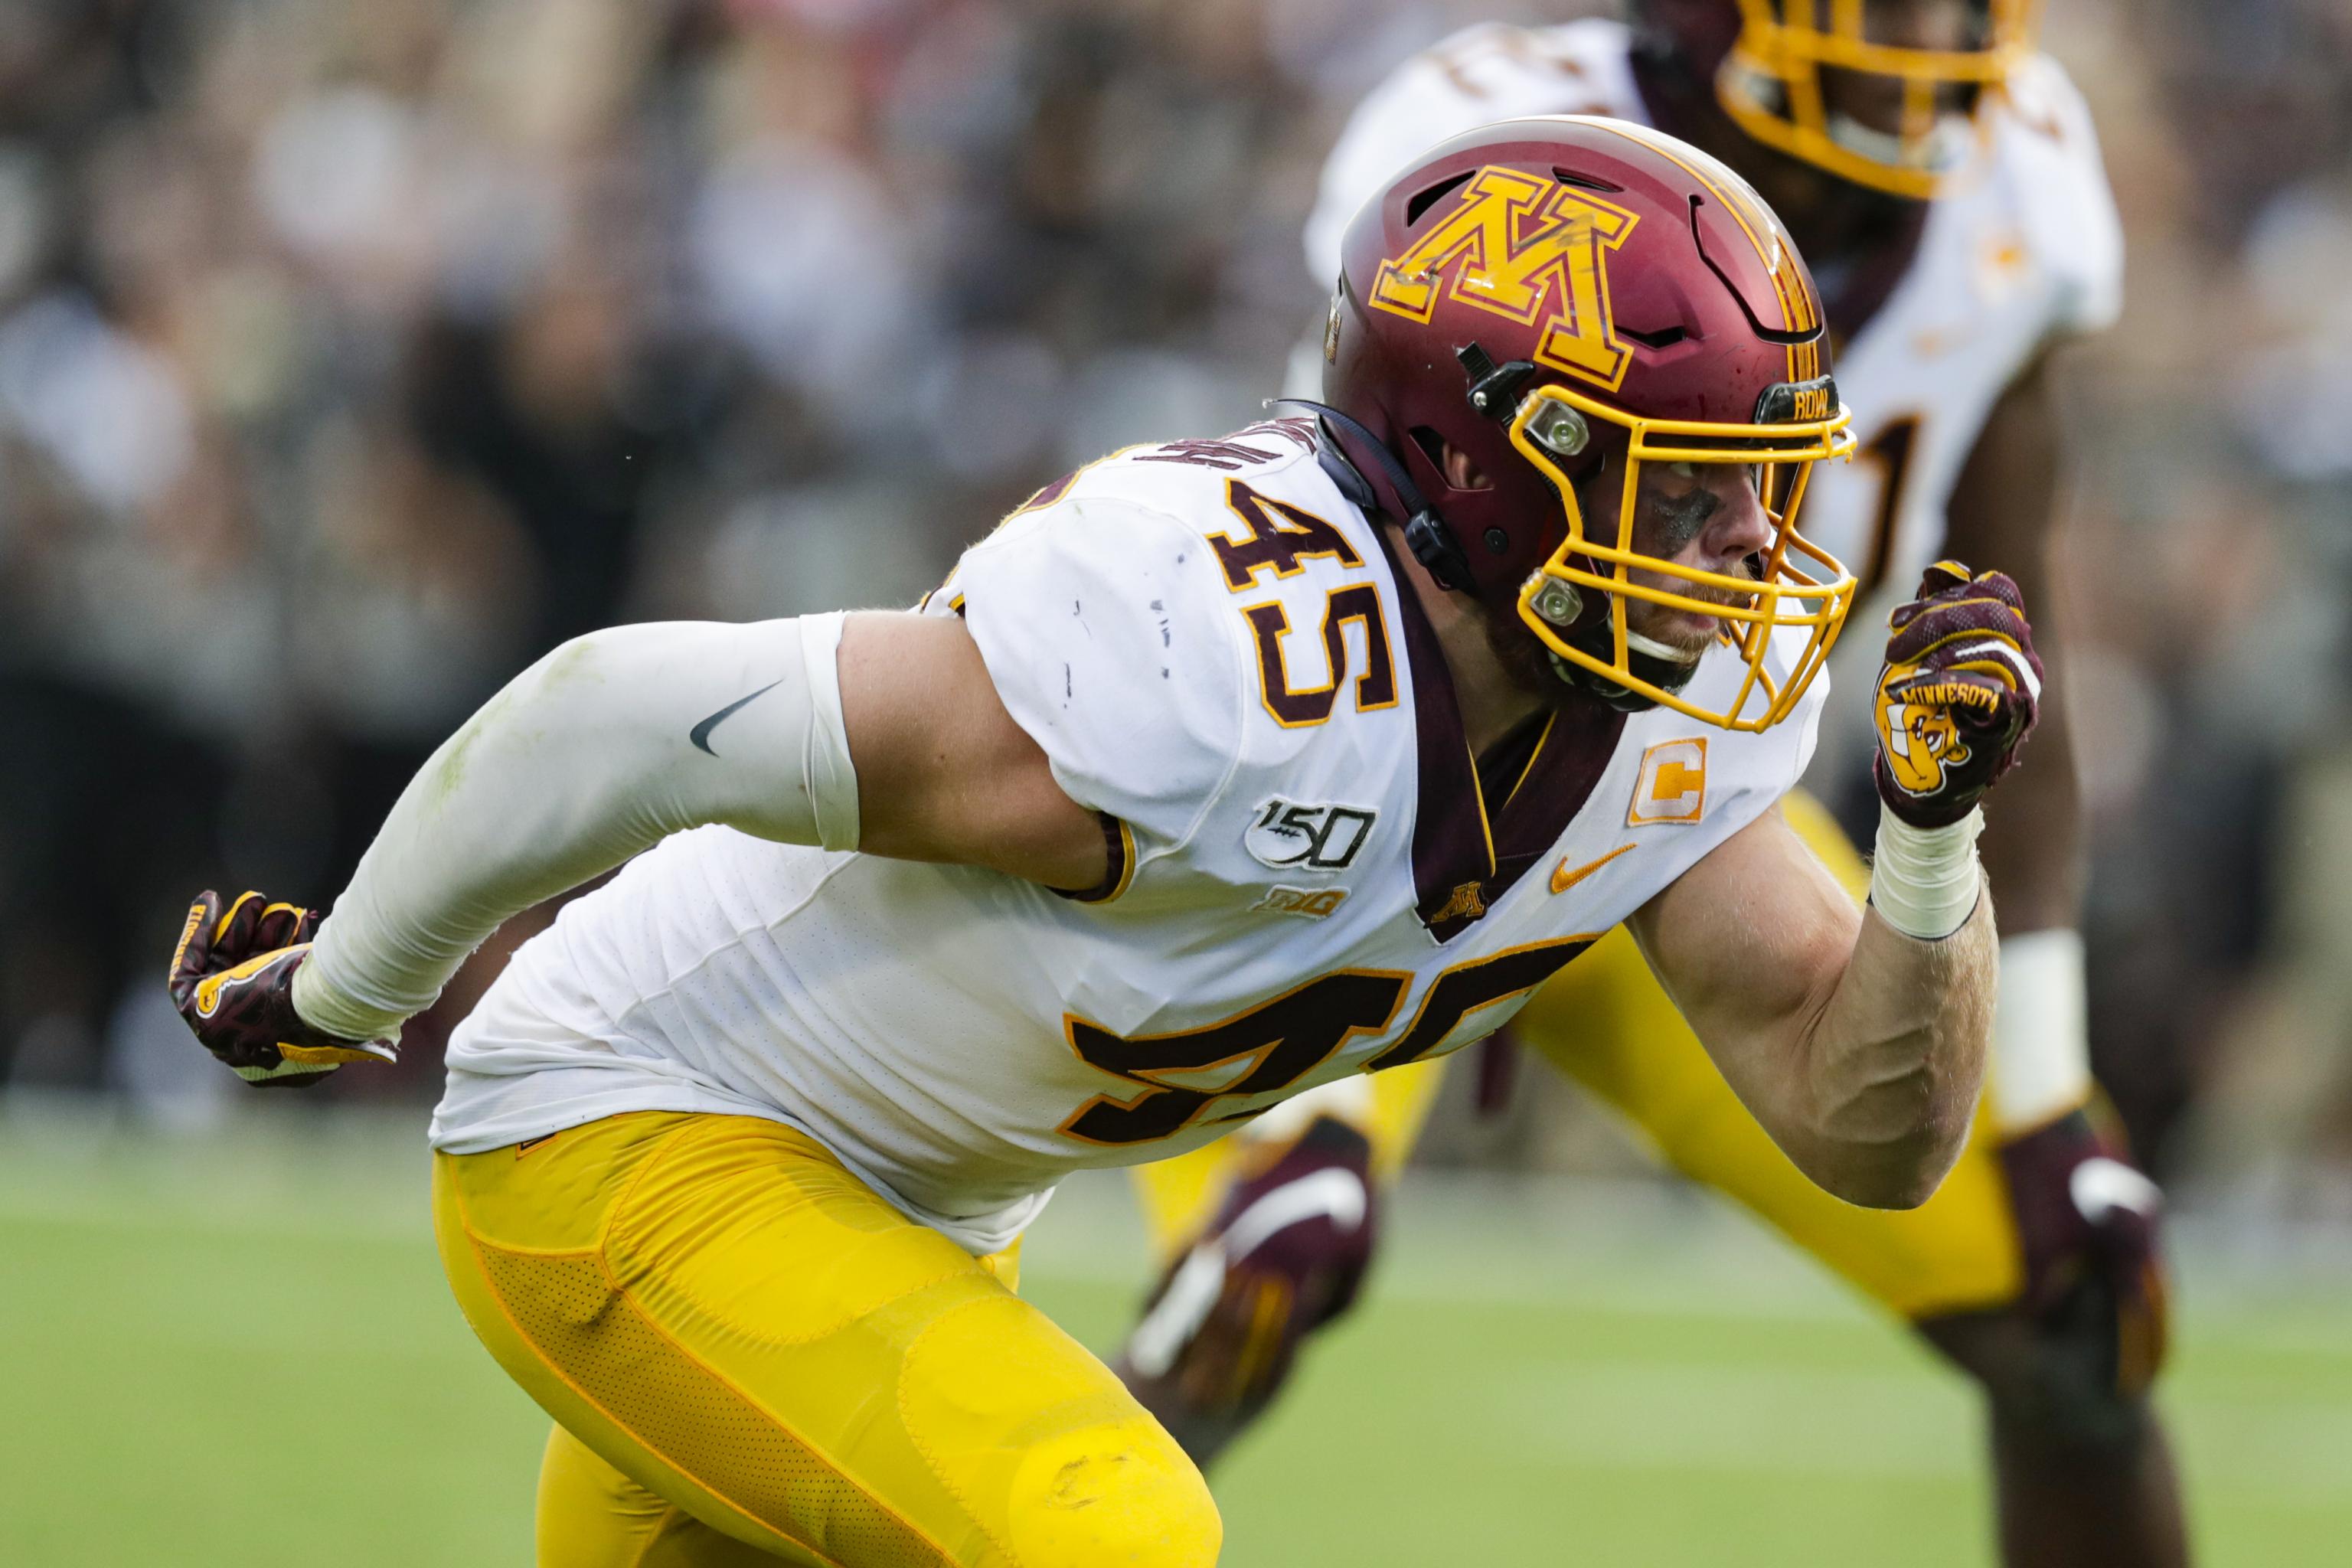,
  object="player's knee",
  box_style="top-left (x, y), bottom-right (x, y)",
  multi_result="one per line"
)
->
top-left (1005, 1416), bottom-right (1222, 1568)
